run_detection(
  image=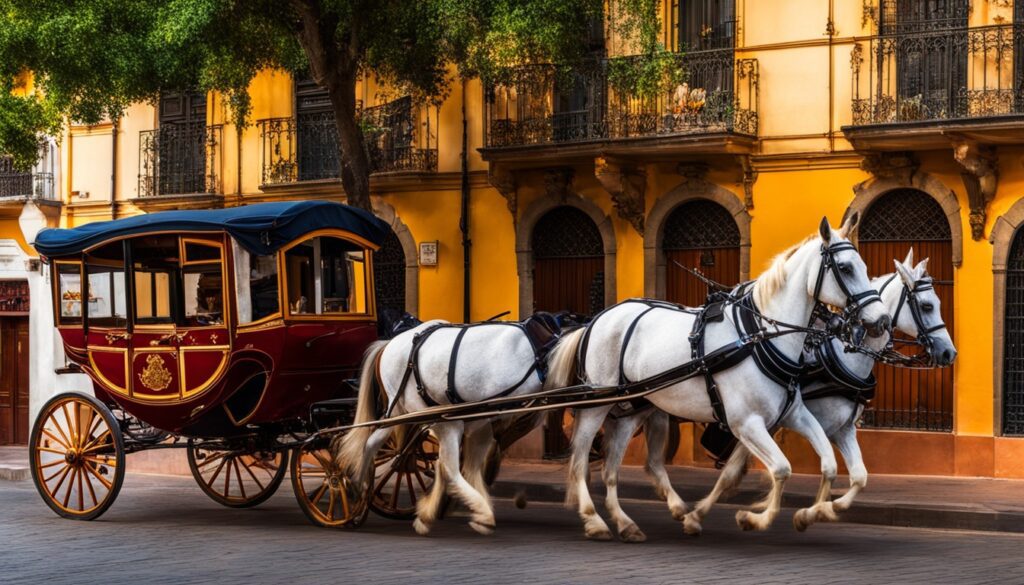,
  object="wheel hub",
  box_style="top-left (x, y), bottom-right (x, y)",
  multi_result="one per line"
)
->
top-left (64, 449), bottom-right (81, 465)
